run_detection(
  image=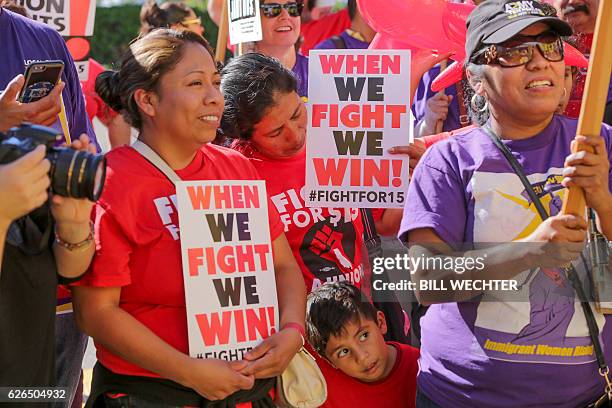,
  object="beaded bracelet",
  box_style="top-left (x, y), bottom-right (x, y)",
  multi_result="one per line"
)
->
top-left (54, 221), bottom-right (94, 252)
